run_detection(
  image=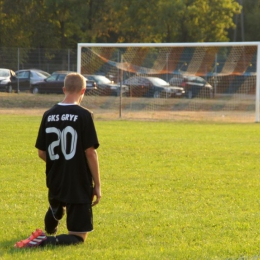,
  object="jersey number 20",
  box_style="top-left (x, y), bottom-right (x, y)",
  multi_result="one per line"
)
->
top-left (46, 126), bottom-right (78, 160)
